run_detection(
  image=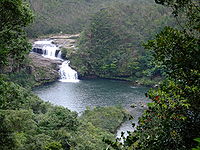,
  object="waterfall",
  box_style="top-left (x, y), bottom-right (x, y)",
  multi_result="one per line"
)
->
top-left (32, 40), bottom-right (79, 82)
top-left (59, 60), bottom-right (79, 82)
top-left (33, 40), bottom-right (61, 59)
